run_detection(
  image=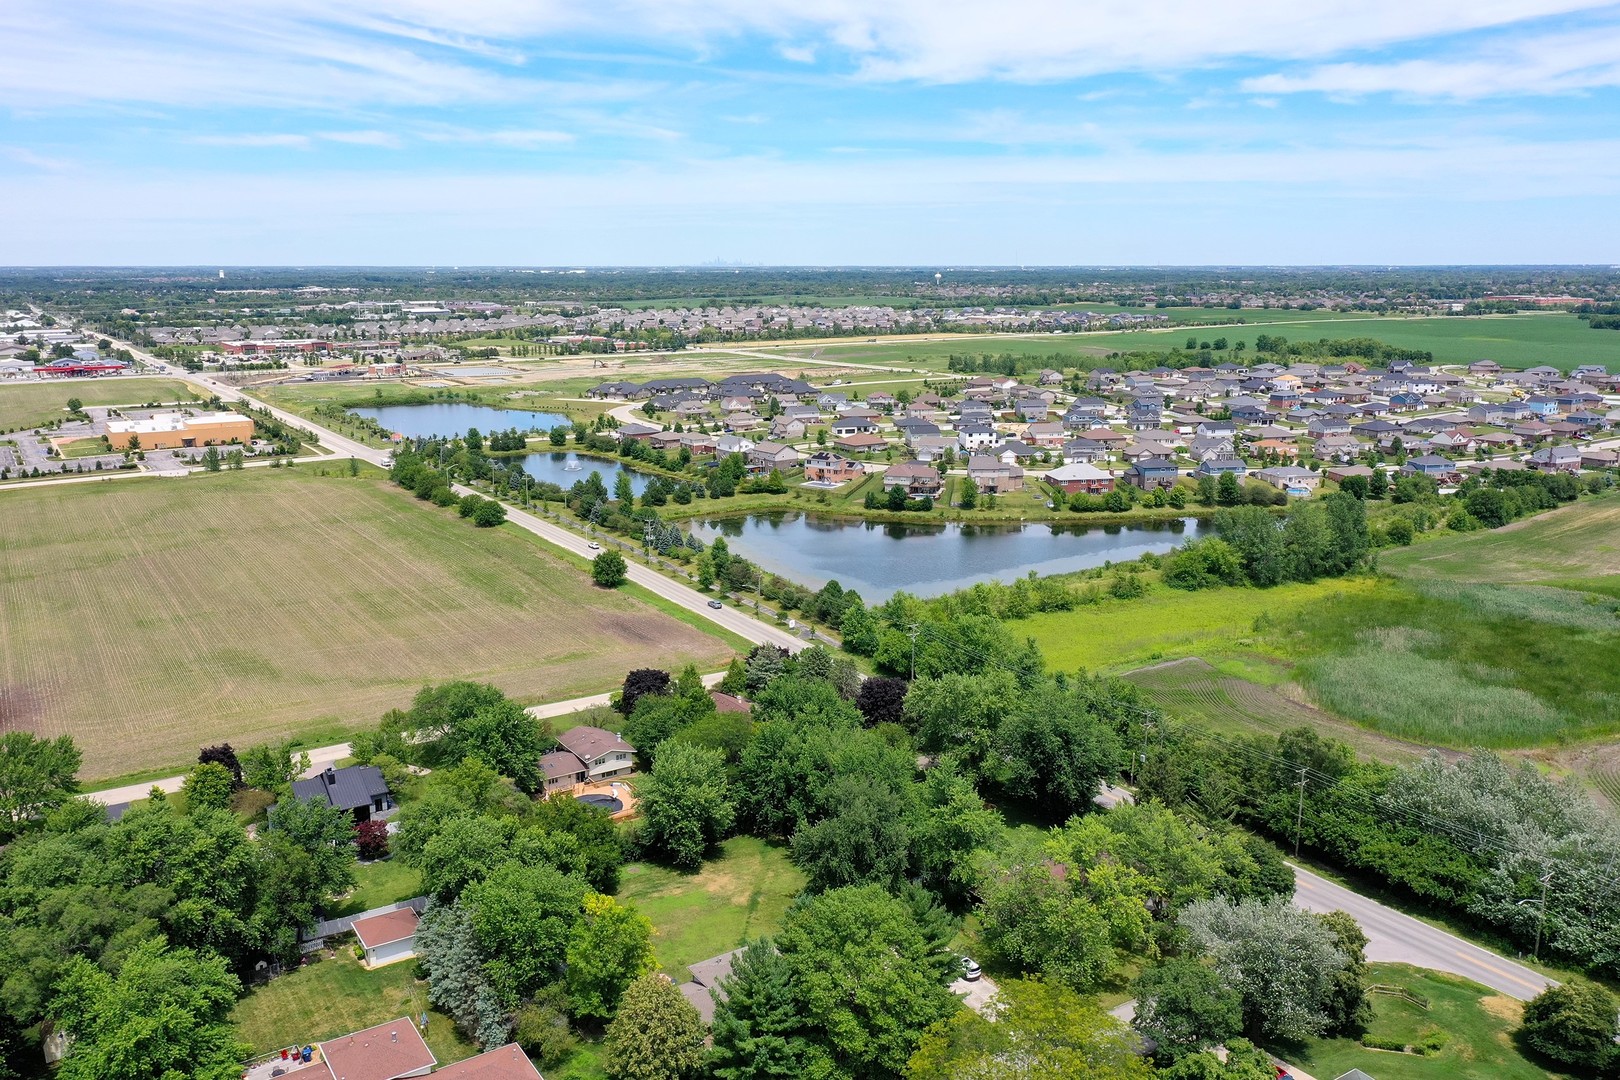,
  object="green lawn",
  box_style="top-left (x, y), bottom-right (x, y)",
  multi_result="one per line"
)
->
top-left (328, 859), bottom-right (423, 918)
top-left (1020, 577), bottom-right (1379, 674)
top-left (57, 436), bottom-right (110, 458)
top-left (616, 835), bottom-right (805, 982)
top-left (231, 950), bottom-right (477, 1064)
top-left (1285, 964), bottom-right (1568, 1080)
top-left (1382, 496), bottom-right (1620, 584)
top-left (0, 377), bottom-right (198, 430)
